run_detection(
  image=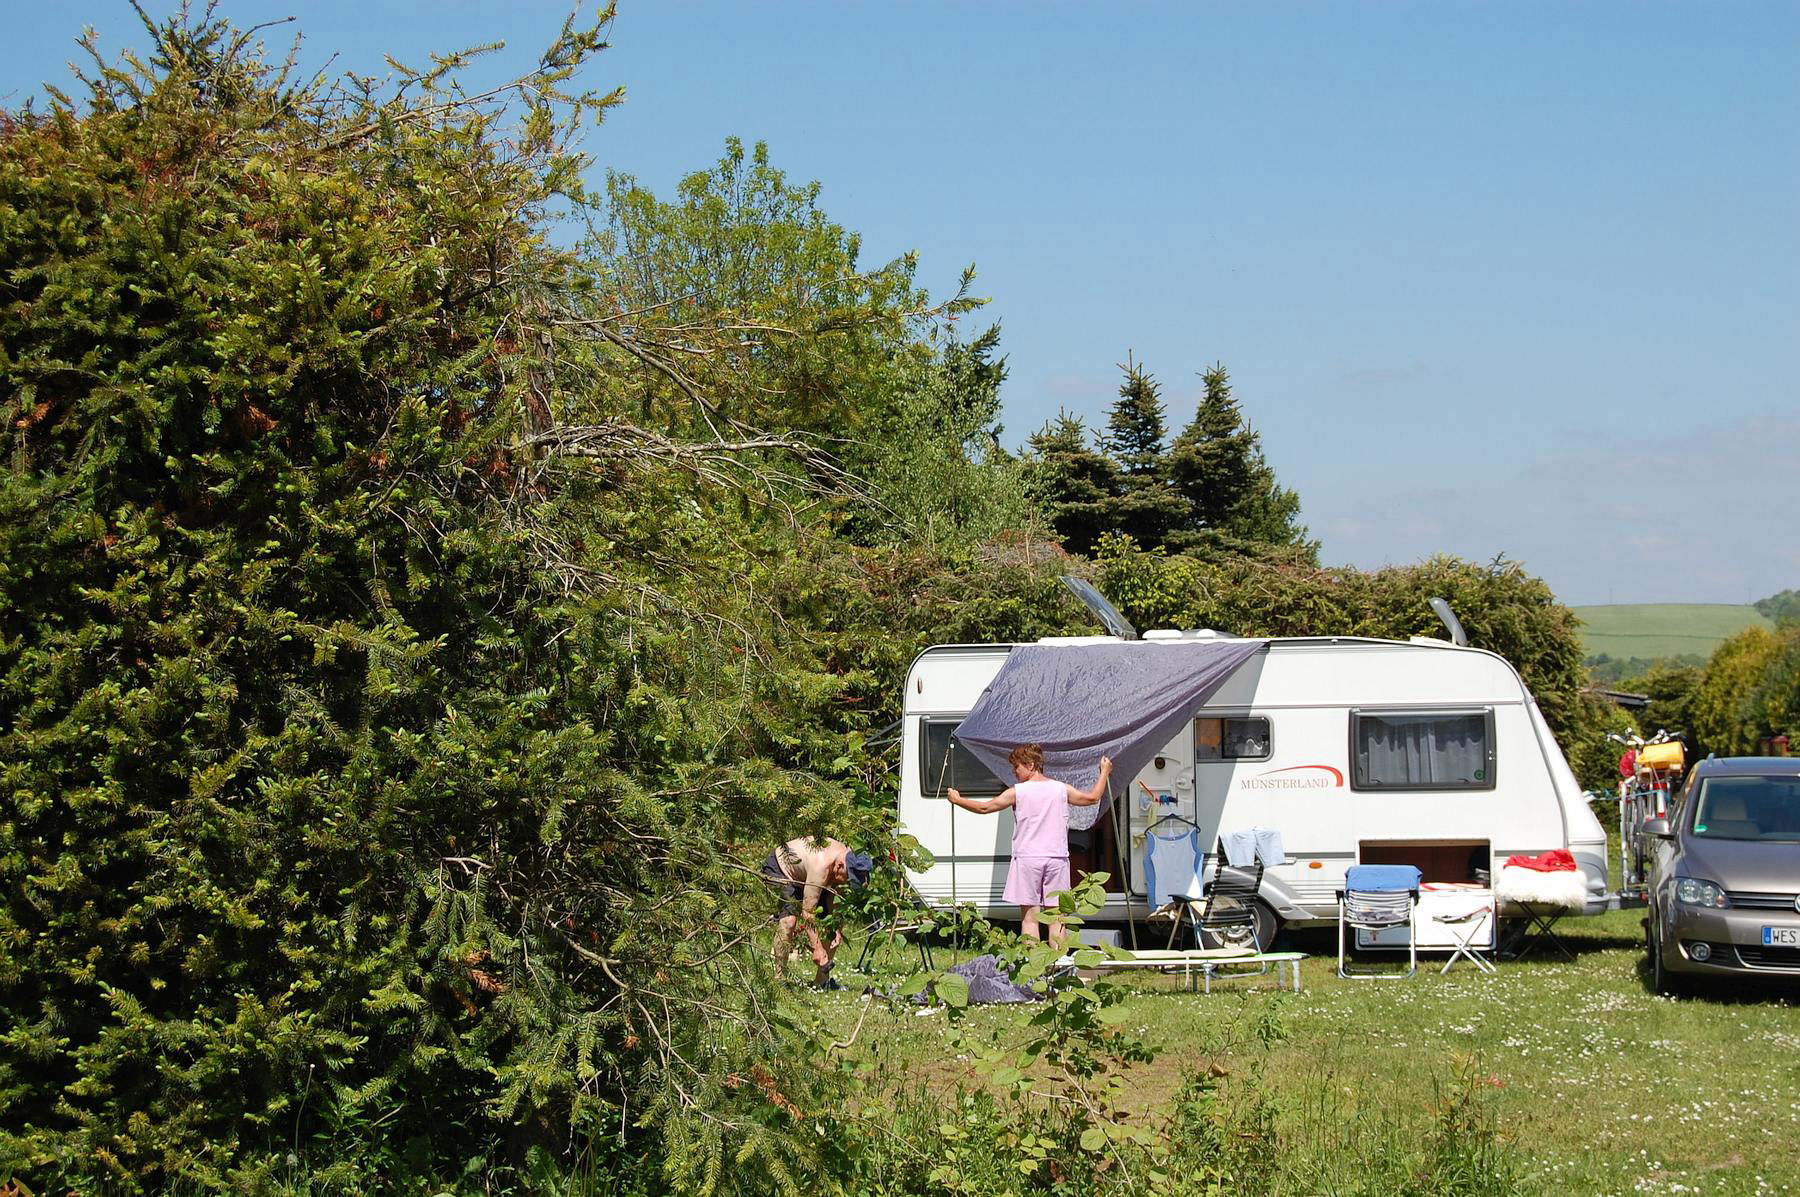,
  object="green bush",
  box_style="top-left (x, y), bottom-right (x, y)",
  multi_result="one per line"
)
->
top-left (0, 12), bottom-right (847, 1192)
top-left (1686, 627), bottom-right (1782, 756)
top-left (1092, 538), bottom-right (1590, 740)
